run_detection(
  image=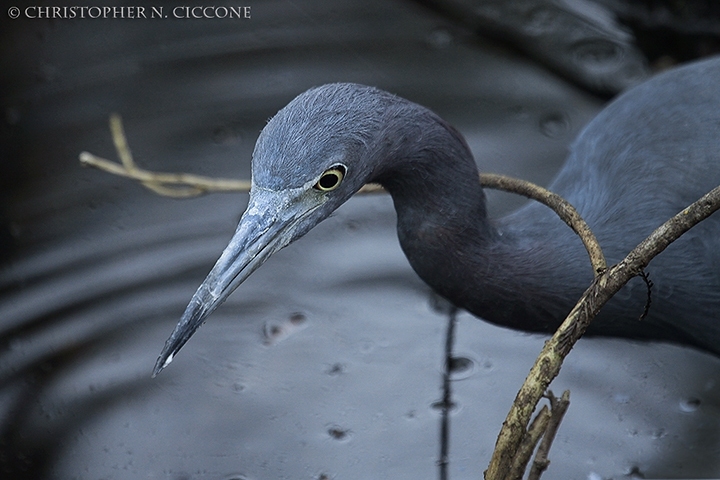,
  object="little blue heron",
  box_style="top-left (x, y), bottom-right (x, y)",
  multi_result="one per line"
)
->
top-left (153, 57), bottom-right (720, 376)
